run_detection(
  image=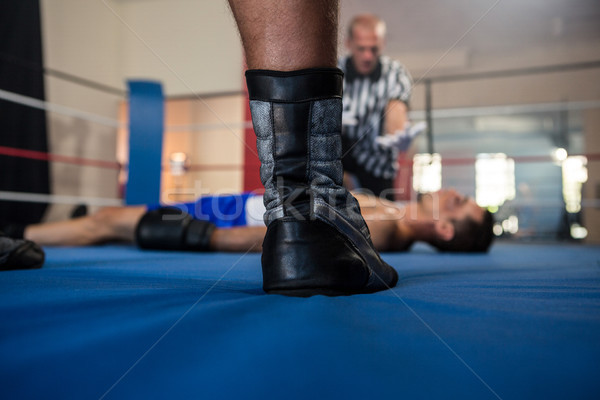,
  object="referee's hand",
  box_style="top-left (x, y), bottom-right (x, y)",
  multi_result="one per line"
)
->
top-left (376, 121), bottom-right (426, 152)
